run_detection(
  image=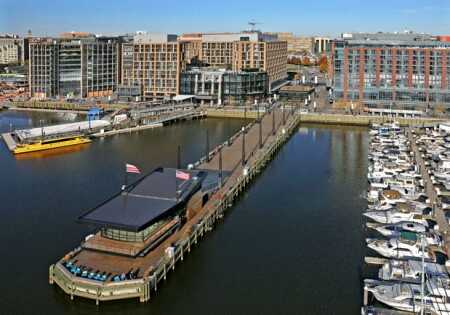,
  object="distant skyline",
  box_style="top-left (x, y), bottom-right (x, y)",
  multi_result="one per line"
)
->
top-left (1, 0), bottom-right (450, 38)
